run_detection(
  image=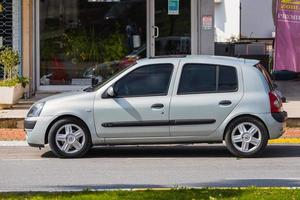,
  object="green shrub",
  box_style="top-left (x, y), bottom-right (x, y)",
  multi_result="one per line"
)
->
top-left (0, 47), bottom-right (20, 80)
top-left (0, 76), bottom-right (29, 88)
